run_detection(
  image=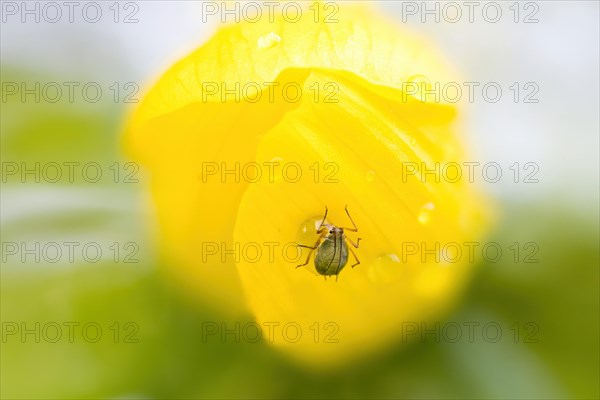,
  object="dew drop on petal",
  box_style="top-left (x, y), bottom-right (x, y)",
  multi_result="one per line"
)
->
top-left (406, 74), bottom-right (431, 102)
top-left (295, 214), bottom-right (328, 276)
top-left (418, 202), bottom-right (435, 224)
top-left (269, 157), bottom-right (284, 182)
top-left (368, 253), bottom-right (402, 284)
top-left (297, 216), bottom-right (323, 238)
top-left (366, 170), bottom-right (376, 182)
top-left (257, 32), bottom-right (281, 49)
